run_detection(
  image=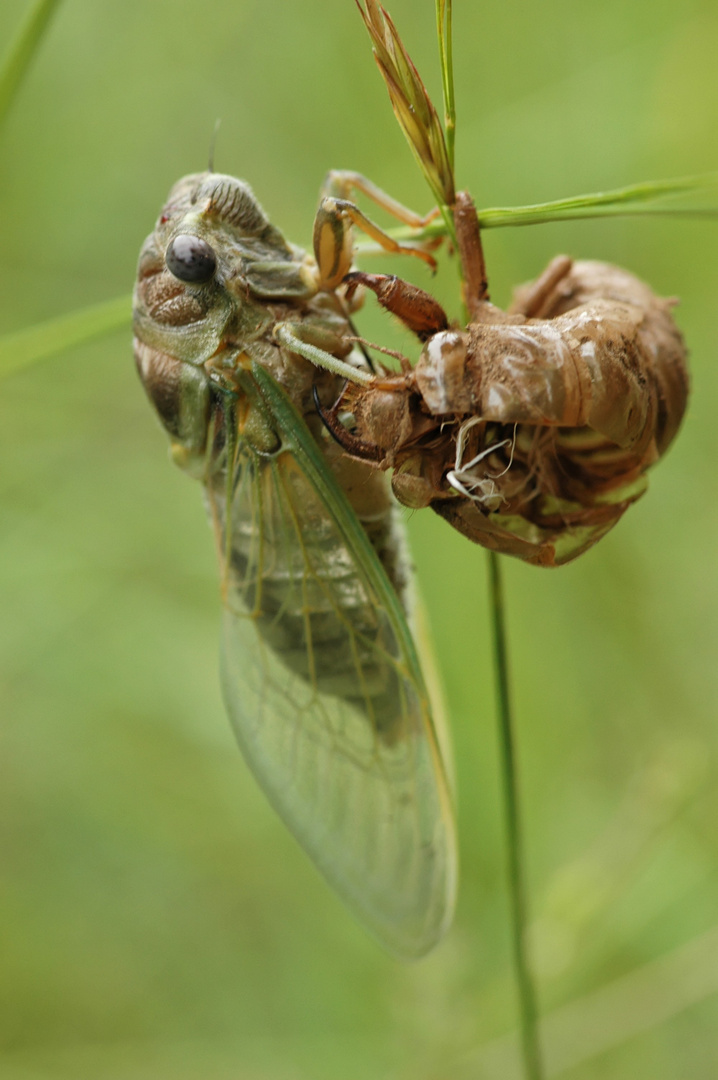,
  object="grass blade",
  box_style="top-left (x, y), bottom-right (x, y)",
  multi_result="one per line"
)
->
top-left (355, 173), bottom-right (718, 249)
top-left (0, 294), bottom-right (131, 381)
top-left (479, 203), bottom-right (718, 228)
top-left (478, 174), bottom-right (718, 228)
top-left (0, 0), bottom-right (63, 132)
